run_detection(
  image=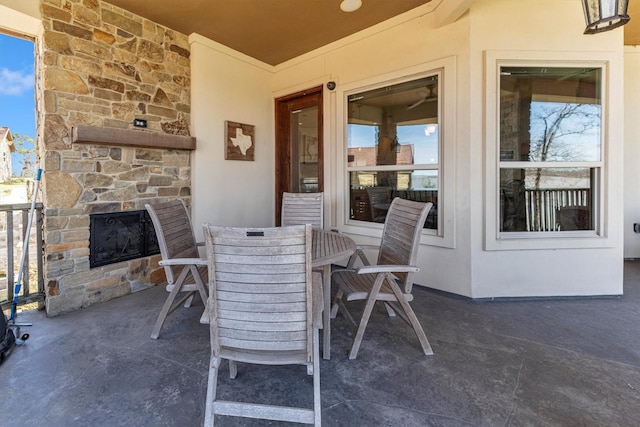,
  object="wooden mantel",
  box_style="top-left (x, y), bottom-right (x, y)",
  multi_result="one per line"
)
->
top-left (72, 125), bottom-right (196, 150)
